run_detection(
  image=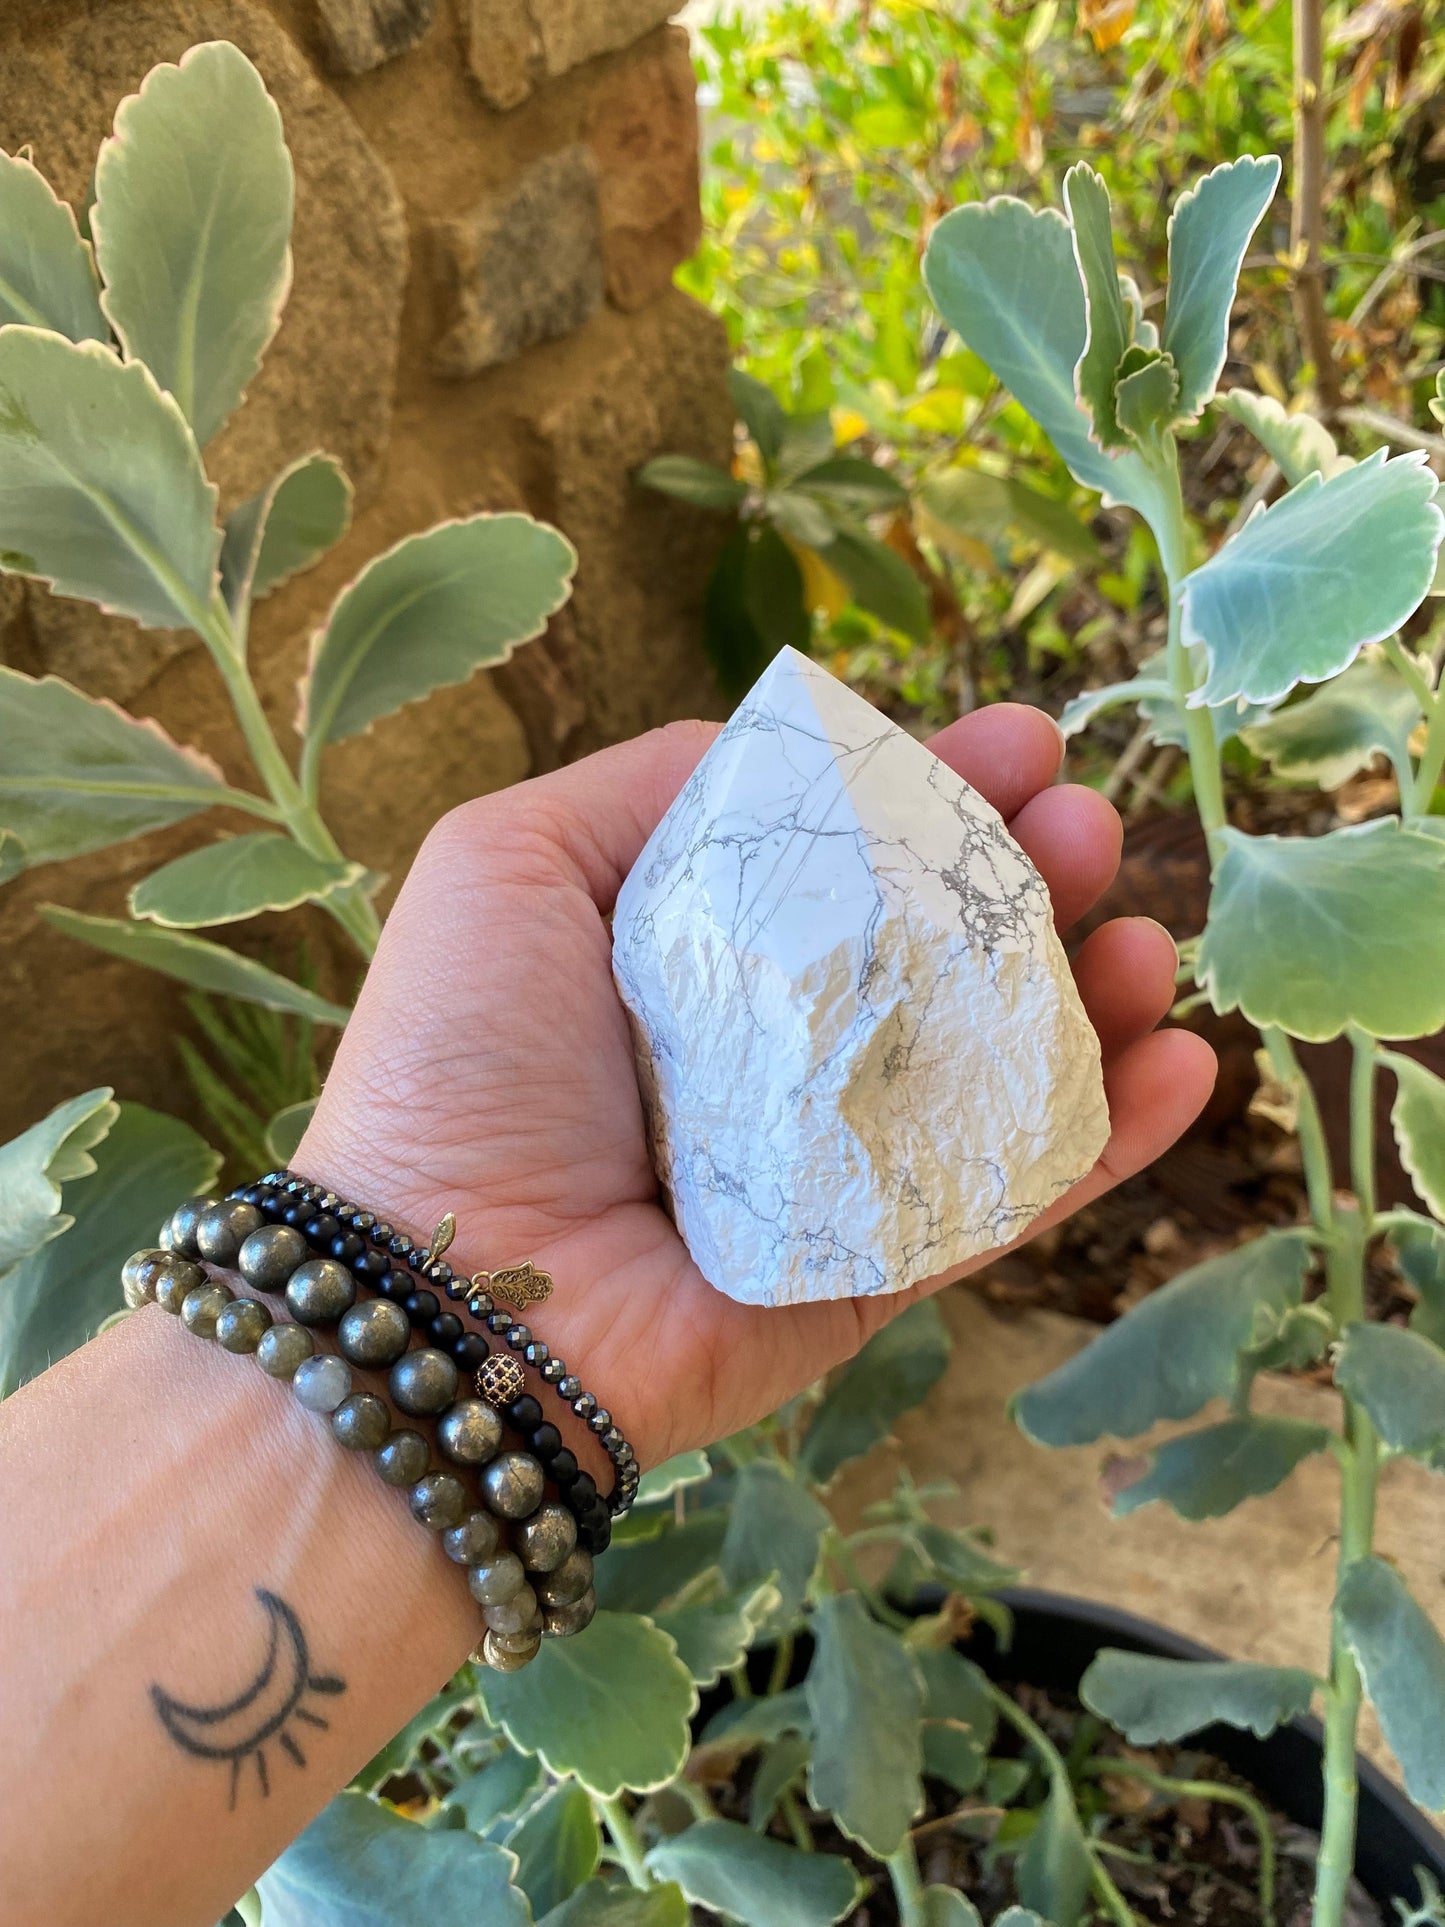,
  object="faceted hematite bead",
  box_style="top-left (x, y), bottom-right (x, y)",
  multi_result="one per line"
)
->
top-left (466, 1551), bottom-right (526, 1606)
top-left (523, 1340), bottom-right (549, 1368)
top-left (390, 1347), bottom-right (458, 1417)
top-left (337, 1298), bottom-right (410, 1369)
top-left (506, 1325), bottom-right (530, 1349)
top-left (286, 1259), bottom-right (357, 1326)
top-left (484, 1583), bottom-right (539, 1636)
top-left (481, 1629), bottom-right (540, 1672)
top-left (485, 1310), bottom-right (512, 1335)
top-left (516, 1503), bottom-right (577, 1574)
top-left (536, 1547), bottom-right (594, 1607)
top-left (256, 1323), bottom-right (317, 1380)
top-left (163, 1196), bottom-right (215, 1259)
top-left (541, 1358), bottom-right (566, 1384)
top-left (196, 1199), bottom-right (265, 1267)
top-left (588, 1409), bottom-right (612, 1436)
top-left (181, 1281), bottom-right (234, 1338)
top-left (443, 1511), bottom-right (501, 1567)
top-left (153, 1257), bottom-right (209, 1316)
top-left (374, 1428), bottom-right (429, 1487)
top-left (238, 1224), bottom-right (310, 1293)
top-left (573, 1392), bottom-right (597, 1421)
top-left (557, 1375), bottom-right (581, 1401)
top-left (293, 1353), bottom-right (353, 1414)
top-left (122, 1247), bottom-right (170, 1309)
top-left (543, 1588), bottom-right (596, 1638)
top-left (481, 1451), bottom-right (545, 1520)
top-left (409, 1472), bottom-right (468, 1531)
top-left (331, 1392), bottom-right (392, 1451)
top-left (437, 1399), bottom-right (504, 1467)
top-left (216, 1298), bottom-right (273, 1354)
